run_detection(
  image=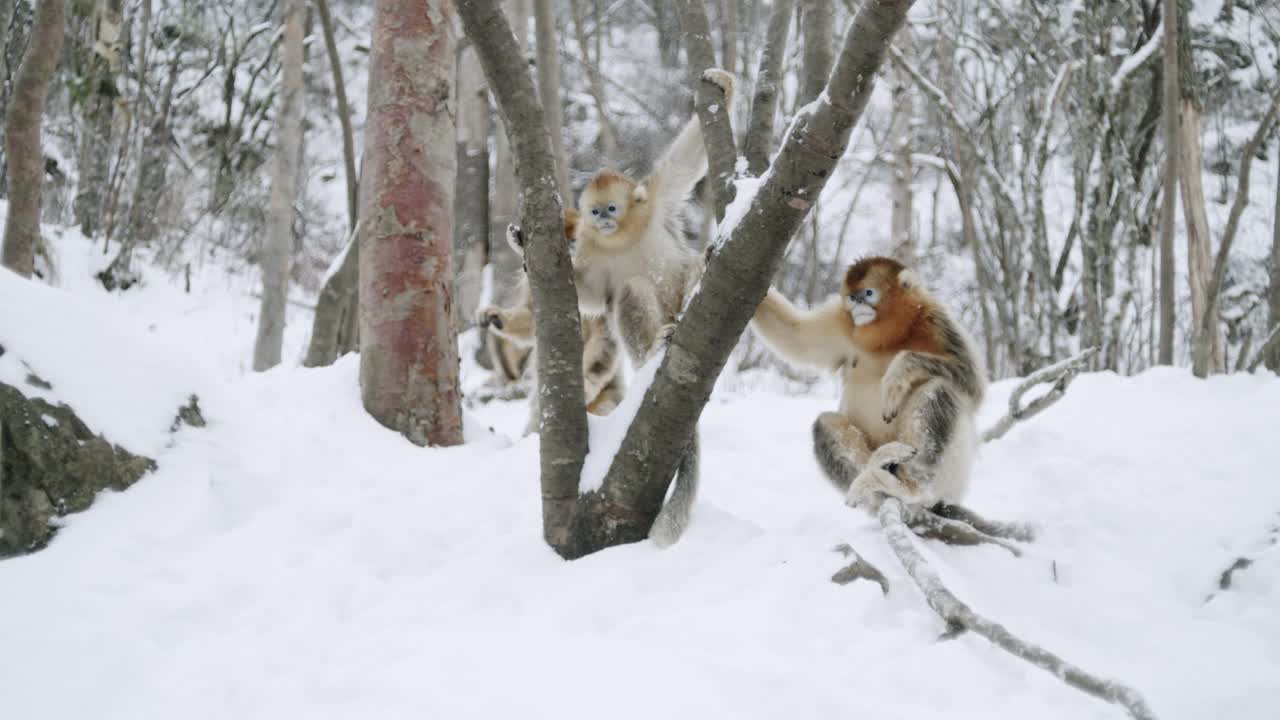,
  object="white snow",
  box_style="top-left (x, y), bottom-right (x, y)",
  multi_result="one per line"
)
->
top-left (2, 233), bottom-right (1279, 719)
